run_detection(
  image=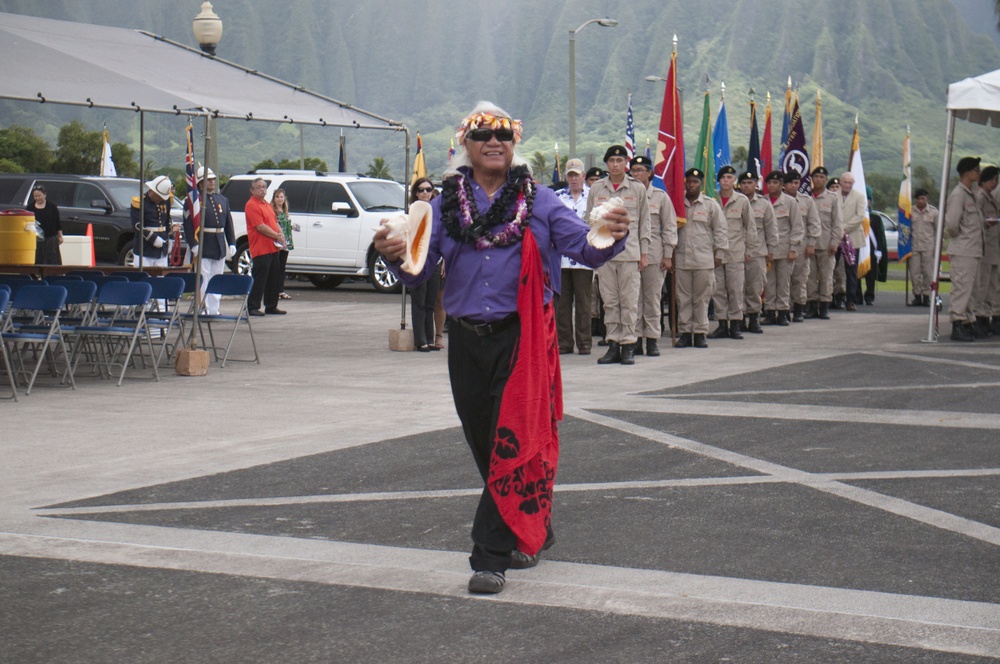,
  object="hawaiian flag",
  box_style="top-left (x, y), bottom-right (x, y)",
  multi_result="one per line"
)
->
top-left (897, 128), bottom-right (913, 262)
top-left (747, 99), bottom-right (761, 179)
top-left (552, 143), bottom-right (561, 184)
top-left (184, 123), bottom-right (200, 233)
top-left (780, 92), bottom-right (811, 195)
top-left (625, 92), bottom-right (635, 160)
top-left (761, 93), bottom-right (773, 176)
top-left (652, 46), bottom-right (686, 226)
